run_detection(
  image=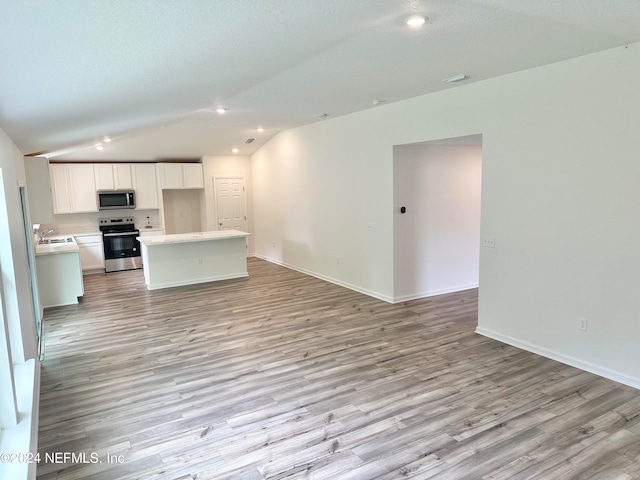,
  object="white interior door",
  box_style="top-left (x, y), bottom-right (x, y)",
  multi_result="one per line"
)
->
top-left (214, 177), bottom-right (247, 231)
